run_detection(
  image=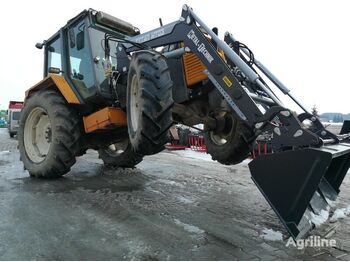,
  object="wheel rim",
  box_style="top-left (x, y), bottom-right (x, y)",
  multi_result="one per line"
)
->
top-left (130, 74), bottom-right (141, 131)
top-left (24, 107), bottom-right (52, 163)
top-left (105, 139), bottom-right (129, 156)
top-left (210, 113), bottom-right (236, 146)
